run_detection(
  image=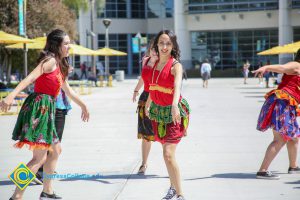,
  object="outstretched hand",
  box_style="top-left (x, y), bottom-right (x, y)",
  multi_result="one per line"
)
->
top-left (252, 67), bottom-right (267, 77)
